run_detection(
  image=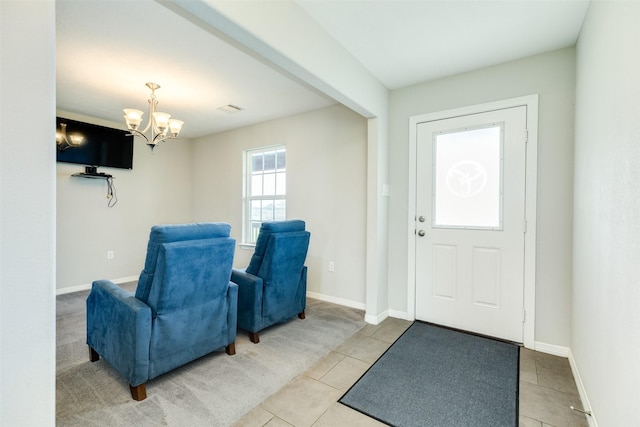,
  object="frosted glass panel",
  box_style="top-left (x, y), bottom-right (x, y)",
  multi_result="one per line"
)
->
top-left (433, 125), bottom-right (503, 229)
